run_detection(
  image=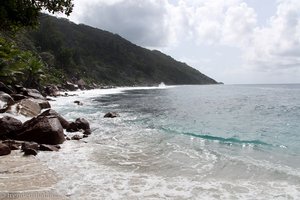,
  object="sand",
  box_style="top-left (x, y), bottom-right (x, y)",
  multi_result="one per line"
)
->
top-left (0, 151), bottom-right (68, 200)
